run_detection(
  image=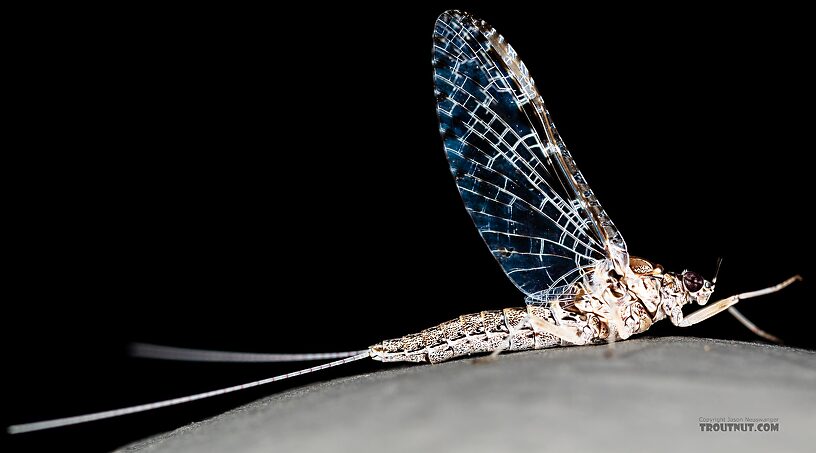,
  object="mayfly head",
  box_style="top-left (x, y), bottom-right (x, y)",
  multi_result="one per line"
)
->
top-left (681, 270), bottom-right (715, 305)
